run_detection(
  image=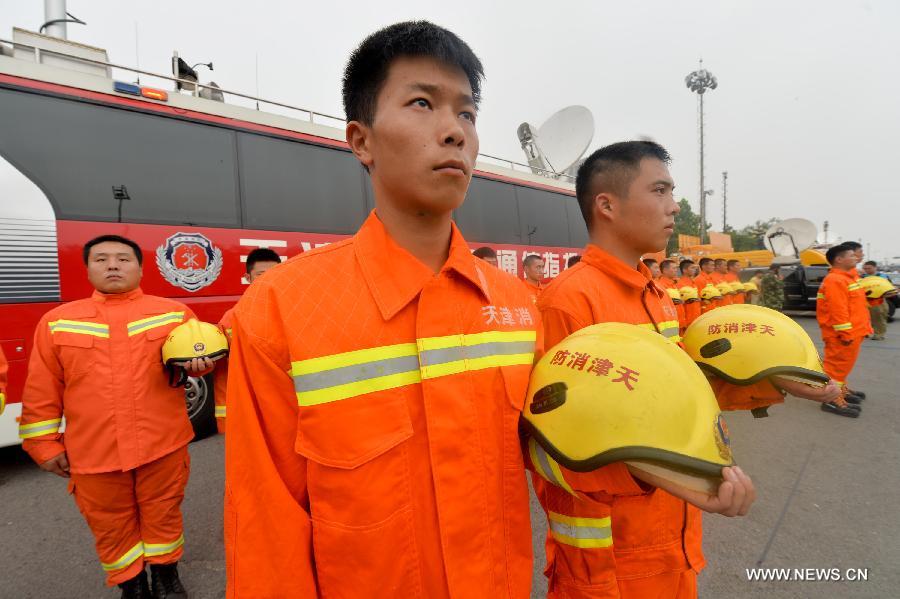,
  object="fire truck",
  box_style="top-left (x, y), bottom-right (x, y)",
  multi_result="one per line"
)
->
top-left (0, 27), bottom-right (585, 446)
